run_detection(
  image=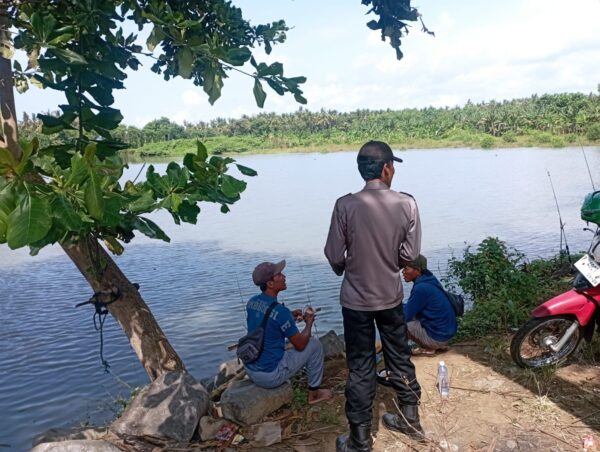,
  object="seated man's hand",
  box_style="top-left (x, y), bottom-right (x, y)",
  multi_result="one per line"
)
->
top-left (303, 307), bottom-right (315, 323)
top-left (292, 309), bottom-right (304, 322)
